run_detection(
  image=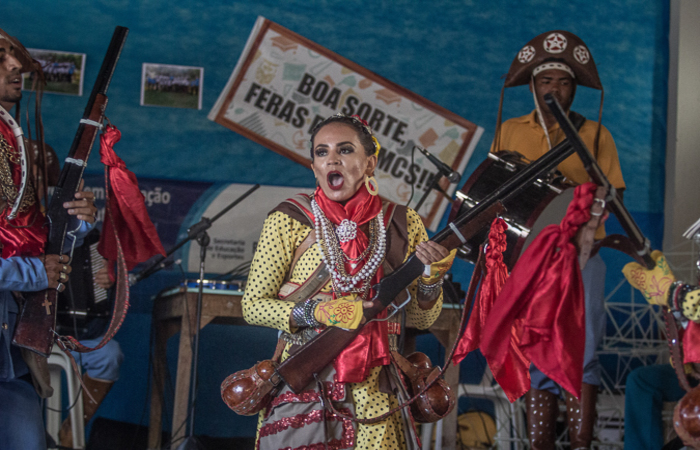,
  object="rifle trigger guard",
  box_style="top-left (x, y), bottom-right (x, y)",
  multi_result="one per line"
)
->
top-left (366, 289), bottom-right (412, 325)
top-left (65, 224), bottom-right (82, 260)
